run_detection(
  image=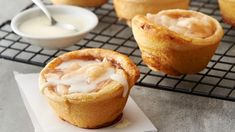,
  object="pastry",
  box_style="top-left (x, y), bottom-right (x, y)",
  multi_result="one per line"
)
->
top-left (113, 0), bottom-right (189, 26)
top-left (219, 0), bottom-right (235, 26)
top-left (51, 0), bottom-right (108, 7)
top-left (39, 48), bottom-right (139, 128)
top-left (132, 9), bottom-right (224, 76)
